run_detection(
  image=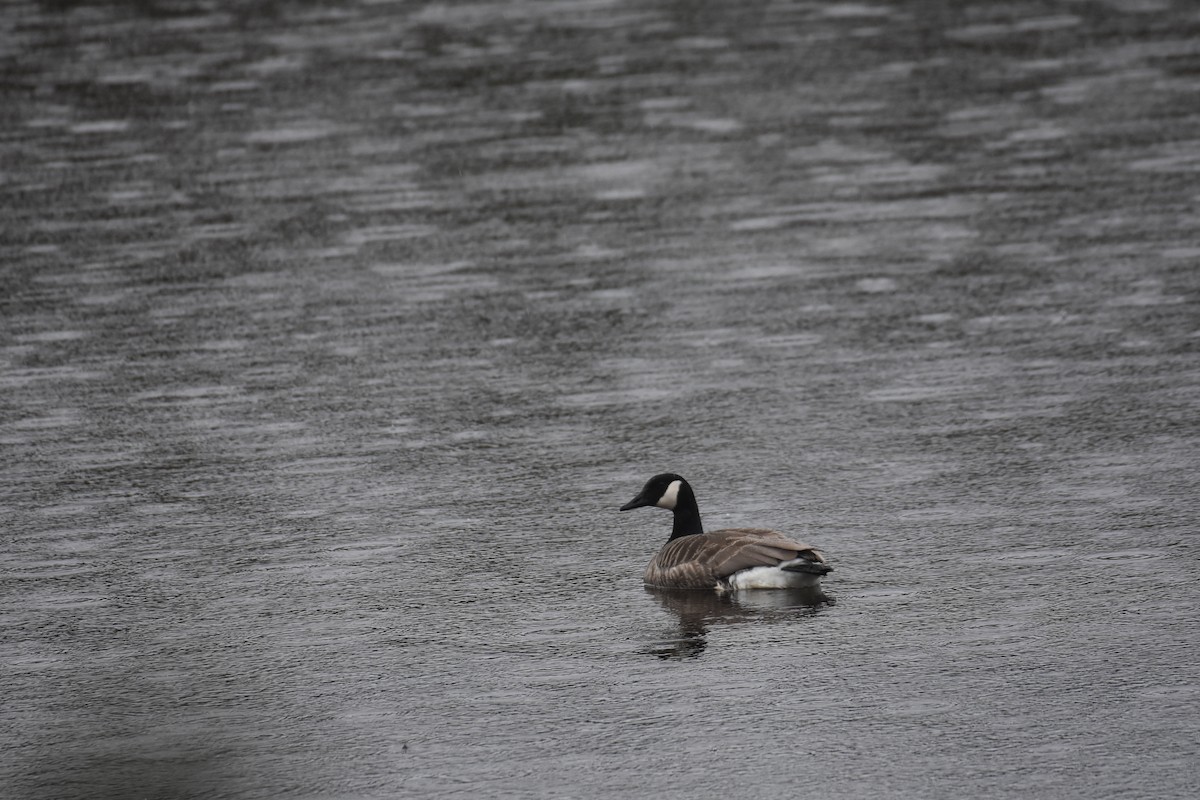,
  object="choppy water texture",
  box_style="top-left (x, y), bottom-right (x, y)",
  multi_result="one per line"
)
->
top-left (3, 1), bottom-right (1199, 798)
